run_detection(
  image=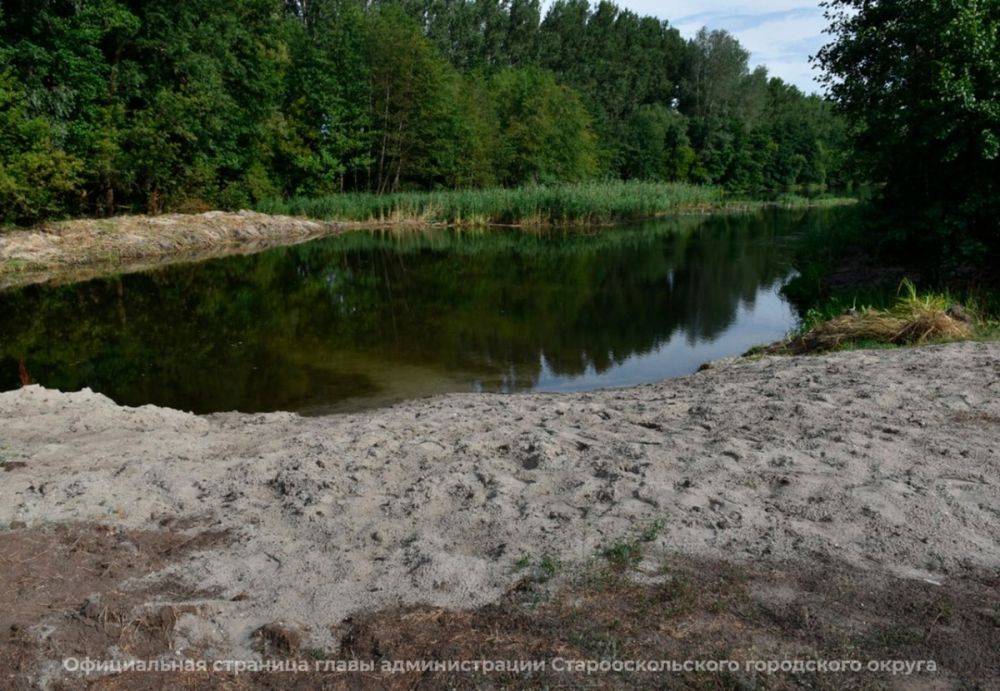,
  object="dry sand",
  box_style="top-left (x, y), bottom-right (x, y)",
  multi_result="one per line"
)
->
top-left (1, 342), bottom-right (998, 666)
